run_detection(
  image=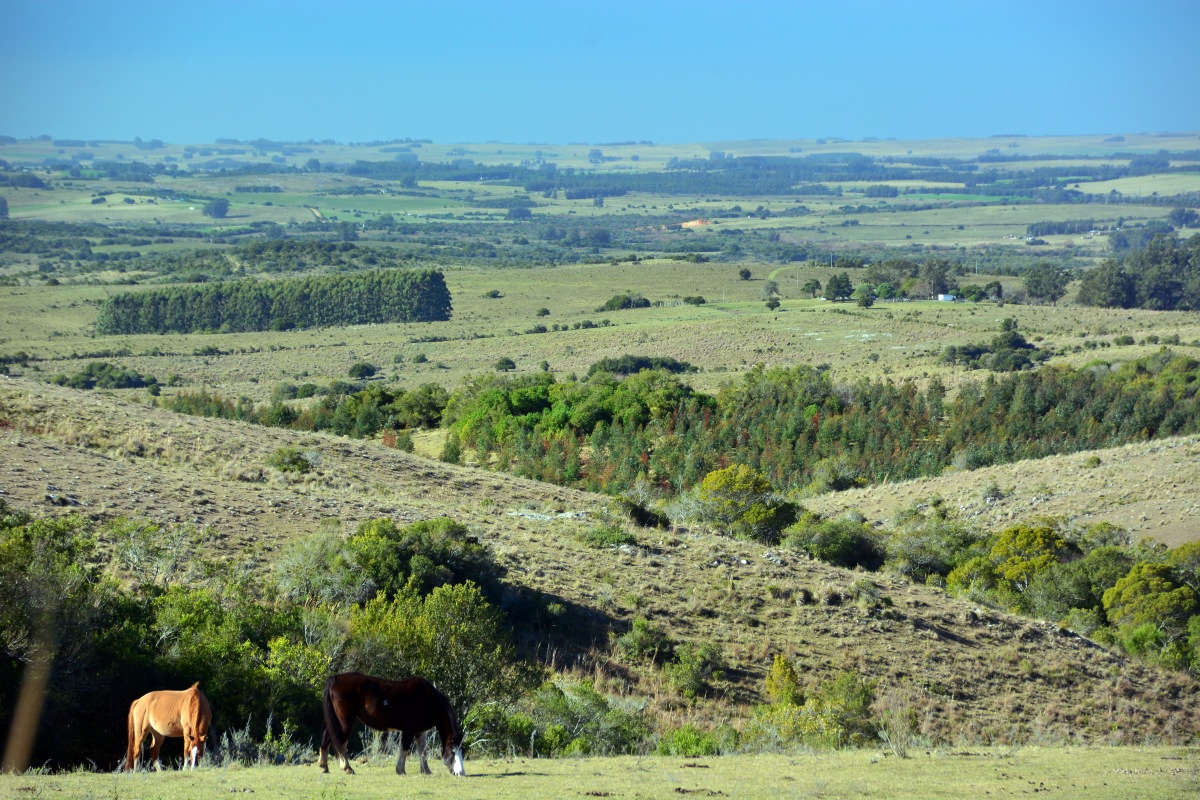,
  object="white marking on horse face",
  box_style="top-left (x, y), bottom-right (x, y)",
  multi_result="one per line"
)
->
top-left (190, 745), bottom-right (199, 767)
top-left (451, 747), bottom-right (465, 776)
